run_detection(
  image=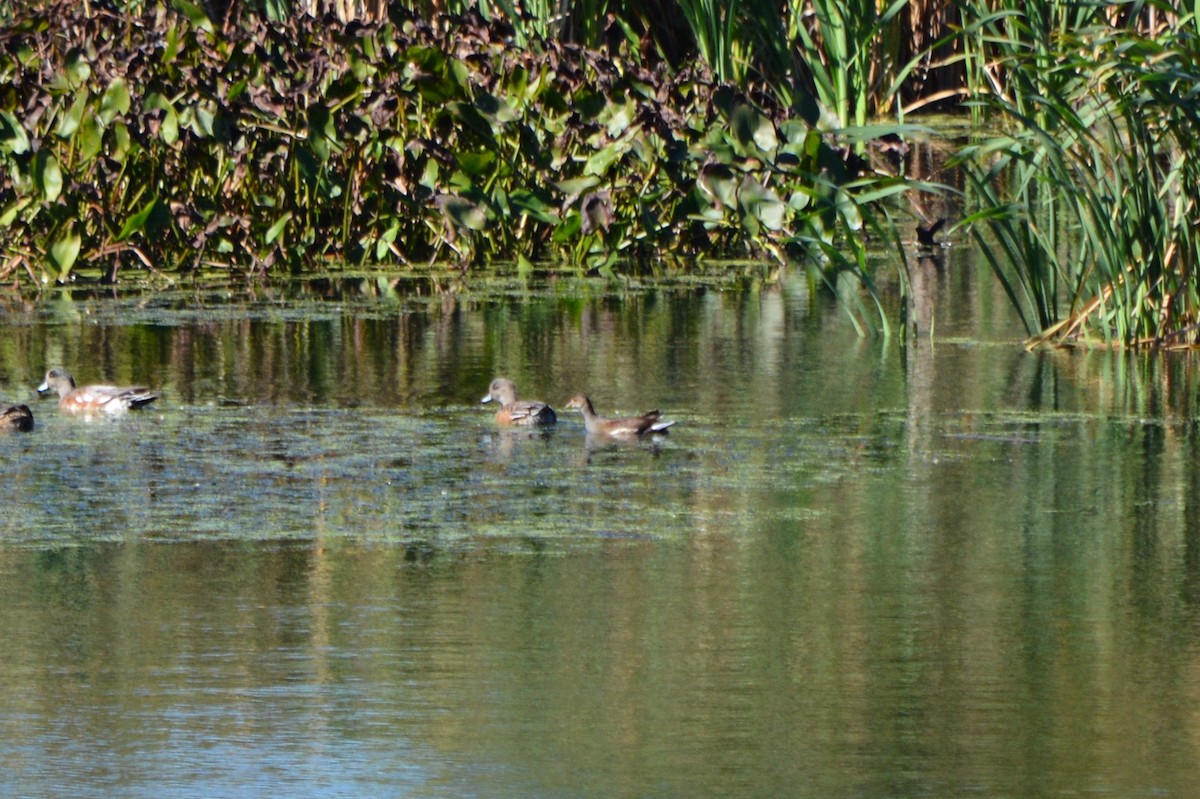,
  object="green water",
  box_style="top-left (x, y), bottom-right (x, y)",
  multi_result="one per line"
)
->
top-left (3, 260), bottom-right (1200, 797)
